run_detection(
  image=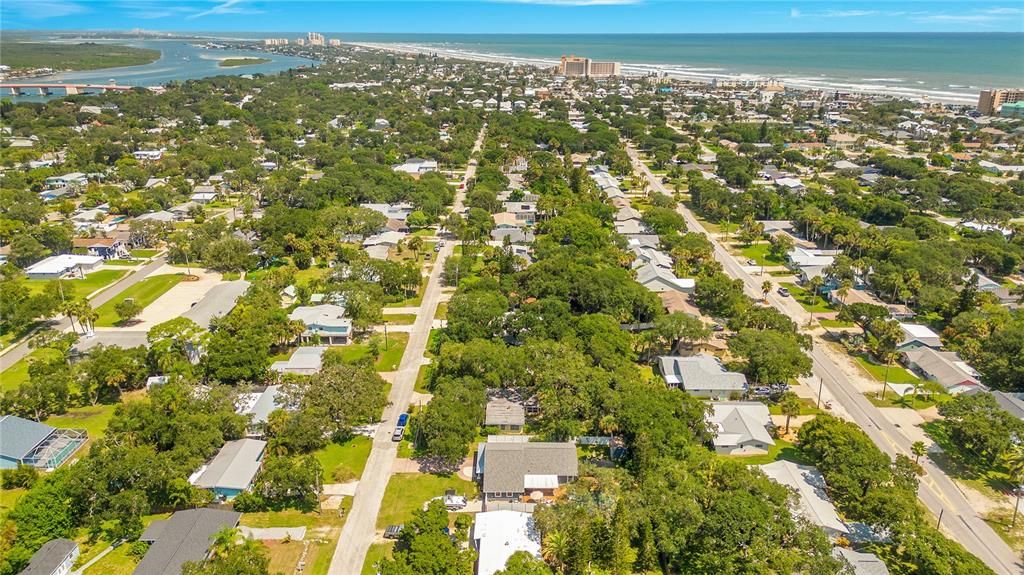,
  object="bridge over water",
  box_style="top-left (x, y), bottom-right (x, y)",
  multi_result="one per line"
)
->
top-left (0, 83), bottom-right (136, 96)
